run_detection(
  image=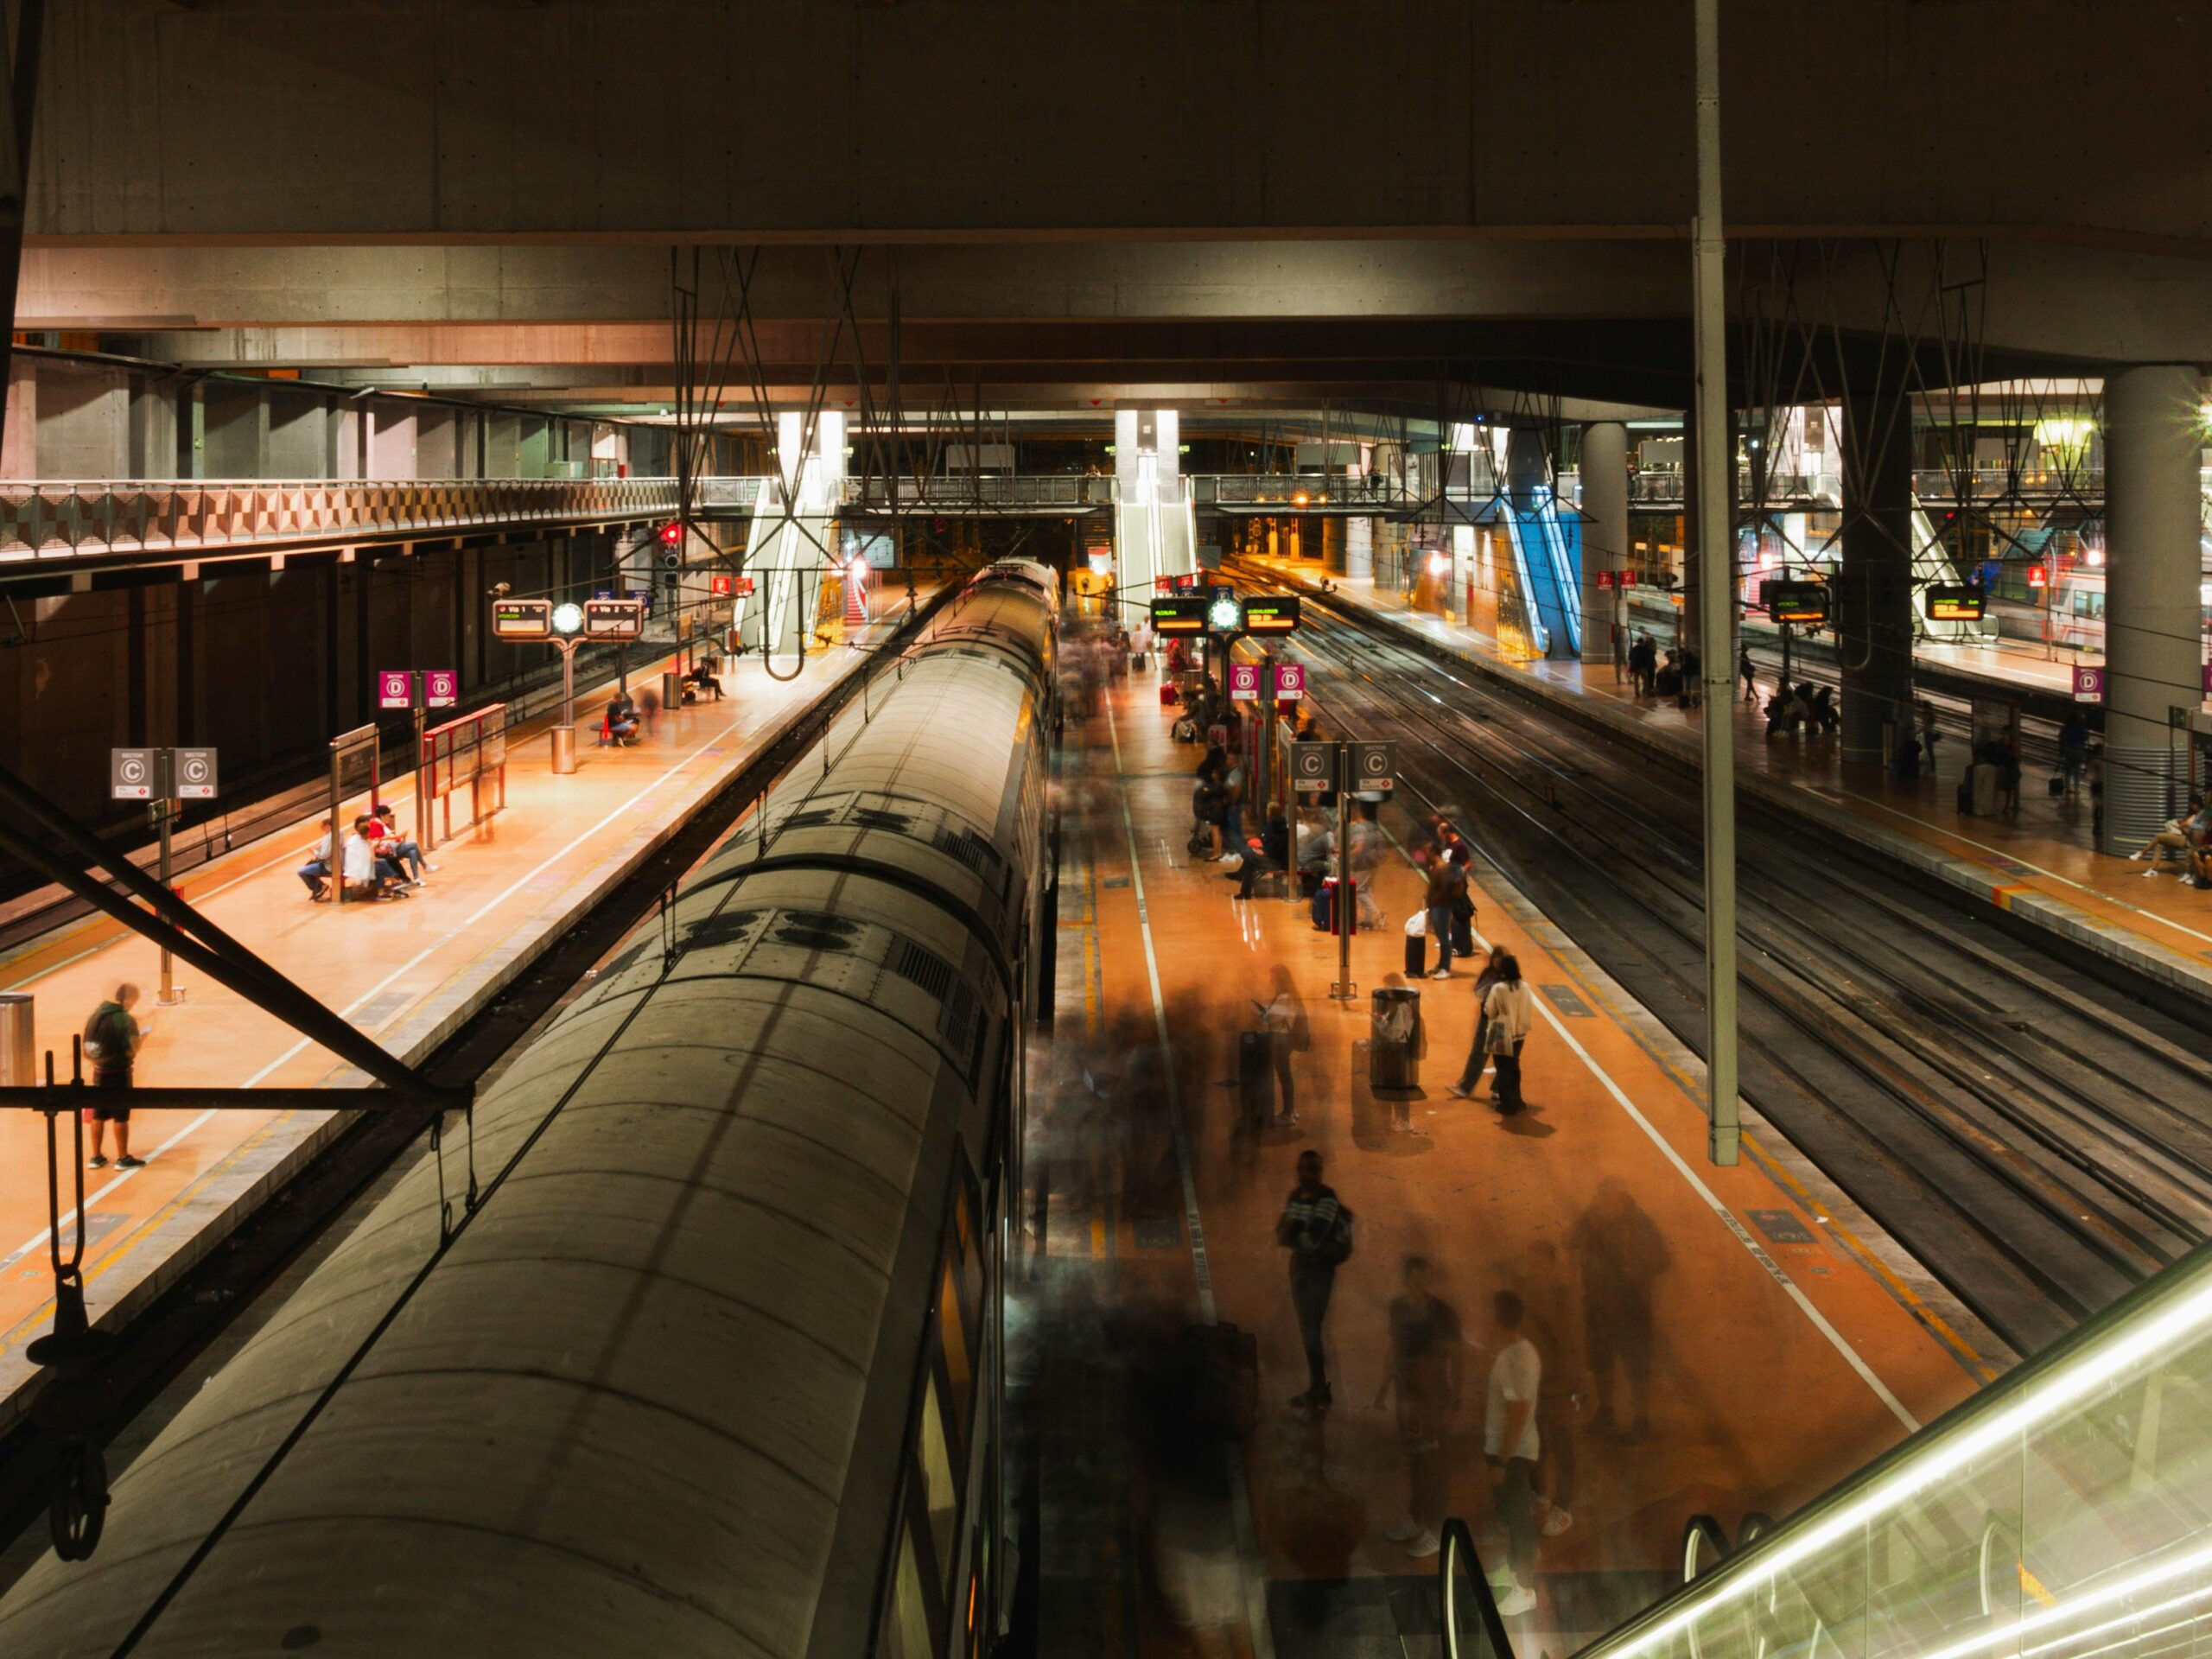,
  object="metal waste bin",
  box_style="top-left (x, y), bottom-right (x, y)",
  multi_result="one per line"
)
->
top-left (661, 670), bottom-right (683, 718)
top-left (0, 992), bottom-right (32, 1086)
top-left (550, 725), bottom-right (577, 775)
top-left (1370, 986), bottom-right (1421, 1090)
